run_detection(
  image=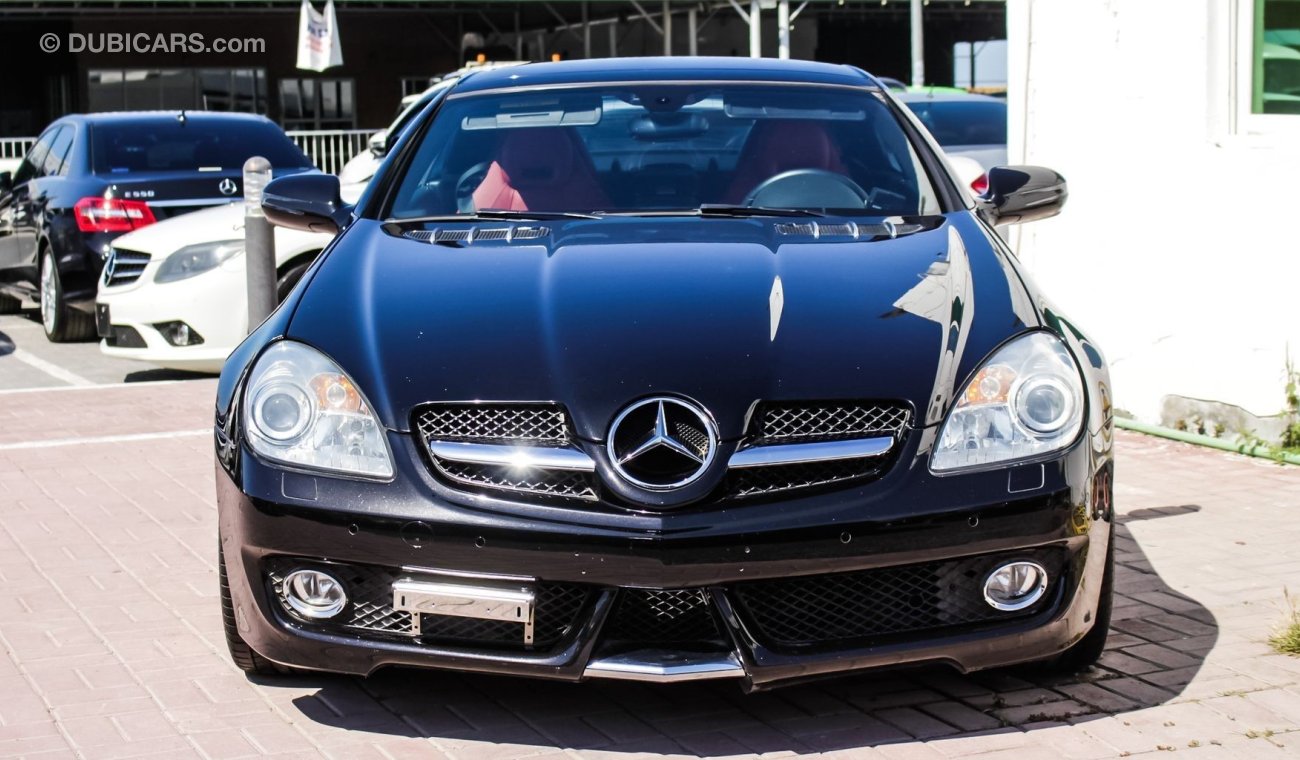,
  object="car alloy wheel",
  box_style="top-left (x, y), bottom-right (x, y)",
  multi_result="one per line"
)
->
top-left (40, 253), bottom-right (57, 334)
